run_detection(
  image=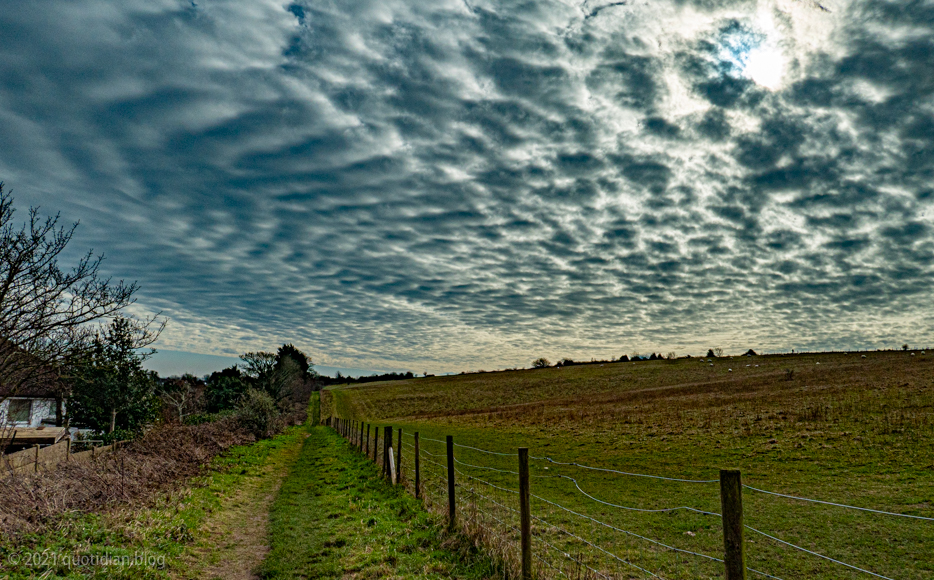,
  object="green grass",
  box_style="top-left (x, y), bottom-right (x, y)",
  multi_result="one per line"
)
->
top-left (327, 352), bottom-right (934, 579)
top-left (0, 406), bottom-right (314, 580)
top-left (257, 425), bottom-right (502, 579)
